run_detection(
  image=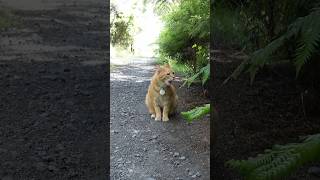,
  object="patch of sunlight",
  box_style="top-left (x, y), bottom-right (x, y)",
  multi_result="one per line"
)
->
top-left (110, 64), bottom-right (154, 82)
top-left (111, 0), bottom-right (163, 61)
